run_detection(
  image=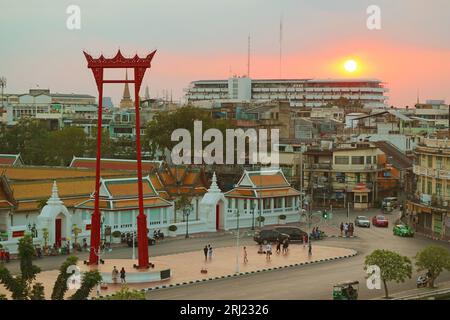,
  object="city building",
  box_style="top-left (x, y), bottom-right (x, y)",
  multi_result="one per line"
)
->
top-left (186, 77), bottom-right (388, 108)
top-left (119, 71), bottom-right (134, 109)
top-left (407, 136), bottom-right (450, 240)
top-left (303, 142), bottom-right (384, 208)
